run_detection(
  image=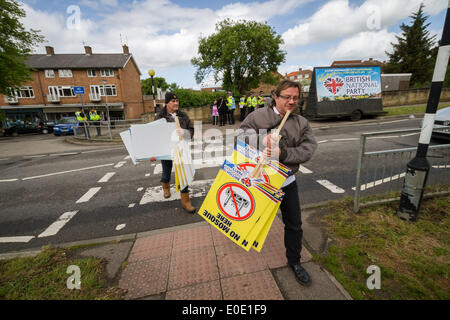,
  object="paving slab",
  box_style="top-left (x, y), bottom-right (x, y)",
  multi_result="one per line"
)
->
top-left (272, 262), bottom-right (349, 300)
